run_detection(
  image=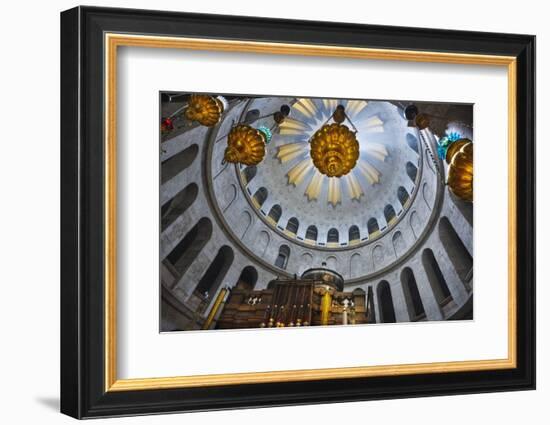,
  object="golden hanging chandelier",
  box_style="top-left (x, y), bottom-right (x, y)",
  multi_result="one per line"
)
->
top-left (184, 94), bottom-right (225, 127)
top-left (309, 106), bottom-right (360, 178)
top-left (224, 125), bottom-right (271, 166)
top-left (445, 138), bottom-right (473, 202)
